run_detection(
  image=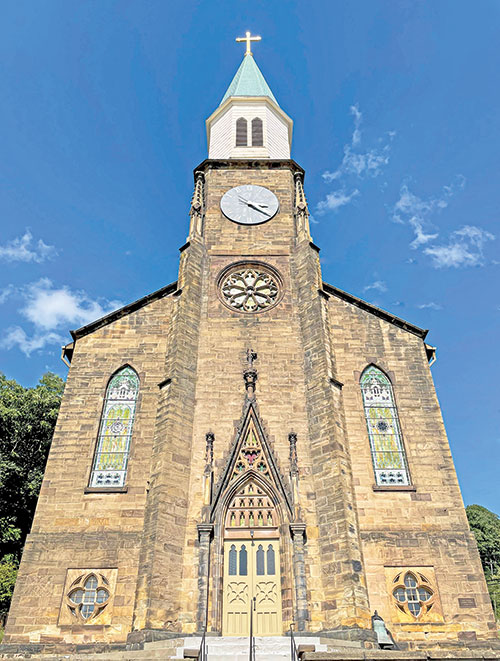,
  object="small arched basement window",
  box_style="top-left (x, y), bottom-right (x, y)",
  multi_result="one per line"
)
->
top-left (235, 118), bottom-right (248, 146)
top-left (251, 118), bottom-right (263, 146)
top-left (360, 365), bottom-right (410, 486)
top-left (89, 366), bottom-right (139, 488)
